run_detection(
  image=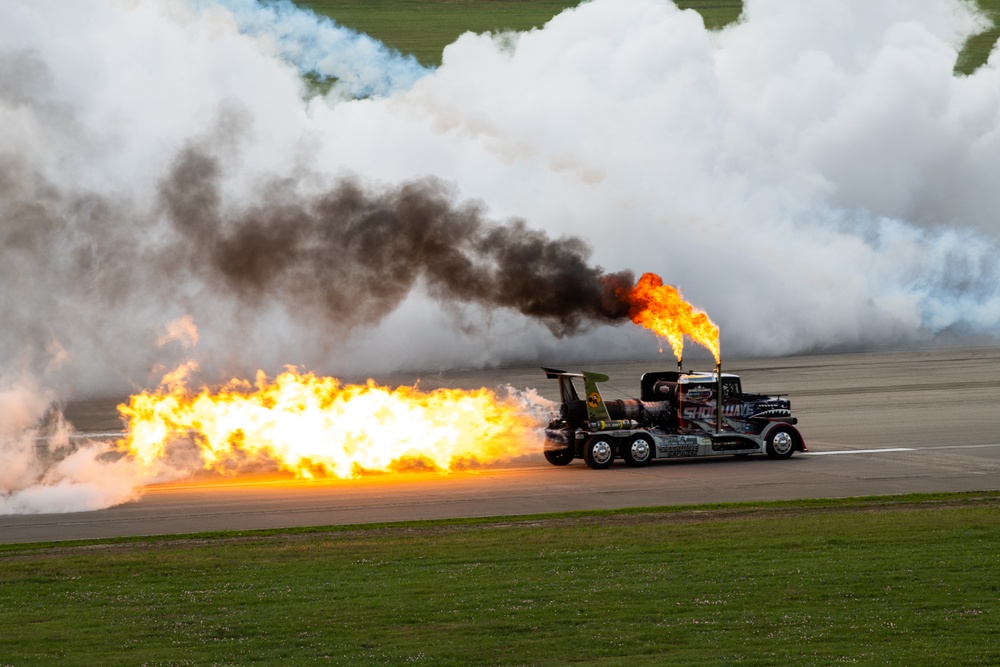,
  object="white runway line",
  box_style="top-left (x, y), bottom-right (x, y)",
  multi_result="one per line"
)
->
top-left (921, 443), bottom-right (1000, 451)
top-left (803, 443), bottom-right (1000, 456)
top-left (804, 448), bottom-right (915, 456)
